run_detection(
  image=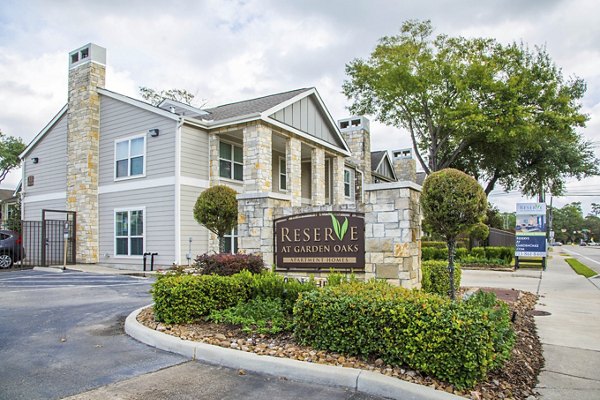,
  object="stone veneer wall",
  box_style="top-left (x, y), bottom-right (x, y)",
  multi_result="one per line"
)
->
top-left (237, 180), bottom-right (422, 287)
top-left (363, 181), bottom-right (422, 288)
top-left (393, 158), bottom-right (417, 183)
top-left (67, 61), bottom-right (105, 263)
